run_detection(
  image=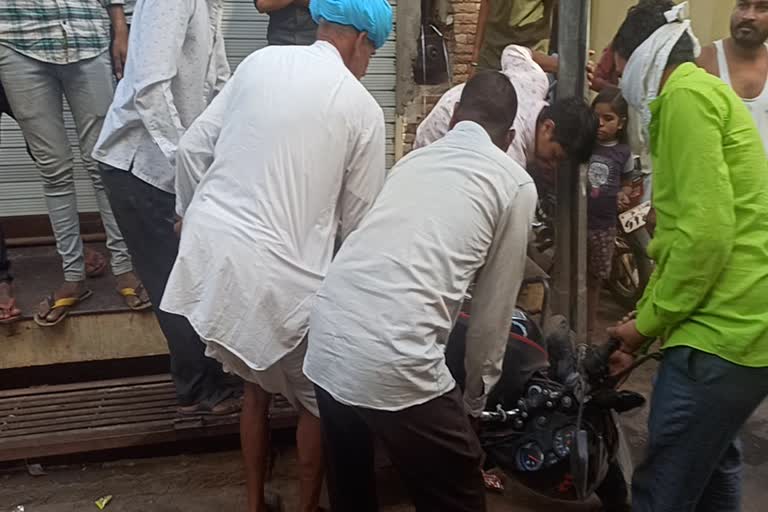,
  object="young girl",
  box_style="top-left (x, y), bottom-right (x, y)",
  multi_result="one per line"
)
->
top-left (587, 87), bottom-right (634, 337)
